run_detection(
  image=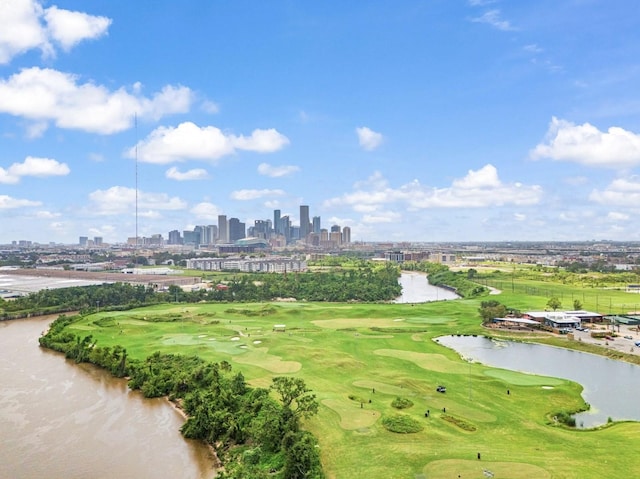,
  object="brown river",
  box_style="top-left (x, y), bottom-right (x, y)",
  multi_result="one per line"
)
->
top-left (0, 316), bottom-right (217, 479)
